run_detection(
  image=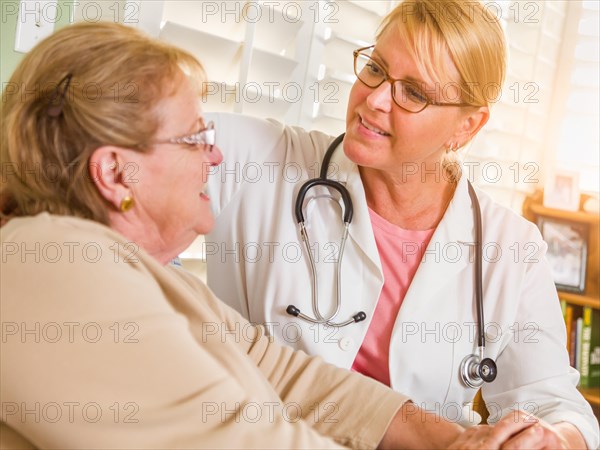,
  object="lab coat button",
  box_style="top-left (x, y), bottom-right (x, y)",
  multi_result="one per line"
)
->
top-left (338, 337), bottom-right (354, 351)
